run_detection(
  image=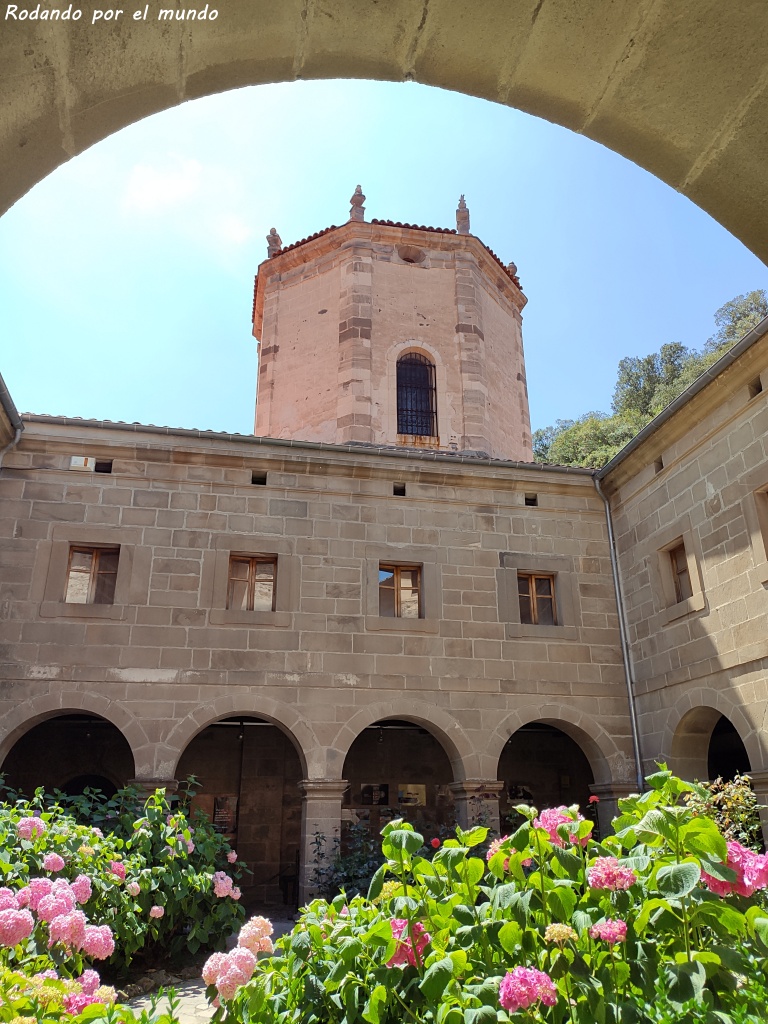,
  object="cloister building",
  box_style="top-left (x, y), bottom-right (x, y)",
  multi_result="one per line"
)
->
top-left (0, 194), bottom-right (766, 904)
